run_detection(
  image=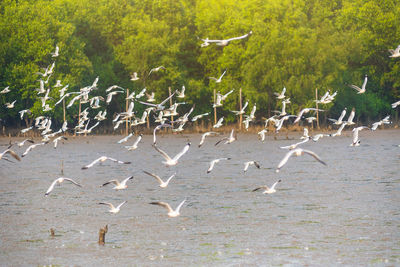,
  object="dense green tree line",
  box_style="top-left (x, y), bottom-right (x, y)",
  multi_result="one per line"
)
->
top-left (0, 0), bottom-right (399, 128)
